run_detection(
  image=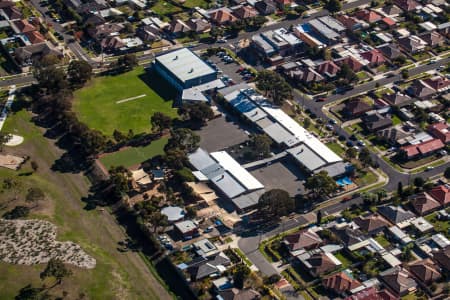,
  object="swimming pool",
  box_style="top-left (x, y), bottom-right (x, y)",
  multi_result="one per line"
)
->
top-left (336, 176), bottom-right (353, 186)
